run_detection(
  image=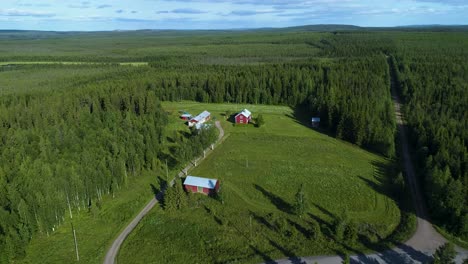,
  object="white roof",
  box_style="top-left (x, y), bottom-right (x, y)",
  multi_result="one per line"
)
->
top-left (235, 109), bottom-right (252, 118)
top-left (180, 113), bottom-right (192, 117)
top-left (311, 117), bottom-right (321, 122)
top-left (183, 176), bottom-right (218, 189)
top-left (190, 110), bottom-right (210, 122)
